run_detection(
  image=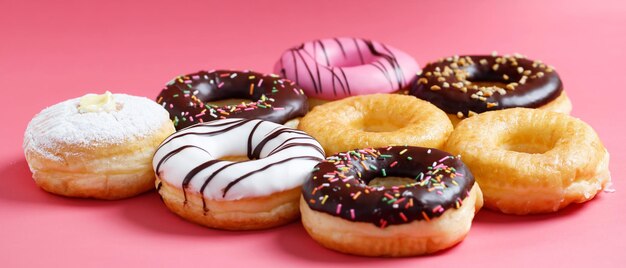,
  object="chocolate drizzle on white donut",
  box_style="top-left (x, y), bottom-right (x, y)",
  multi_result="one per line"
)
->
top-left (153, 118), bottom-right (325, 211)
